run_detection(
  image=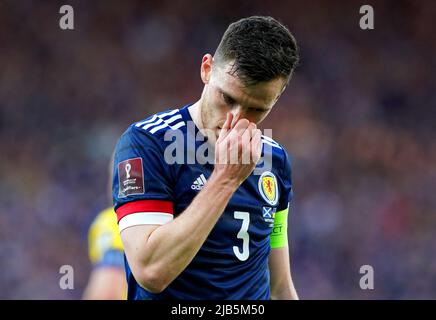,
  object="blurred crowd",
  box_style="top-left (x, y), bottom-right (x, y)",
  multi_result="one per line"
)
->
top-left (0, 0), bottom-right (435, 299)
